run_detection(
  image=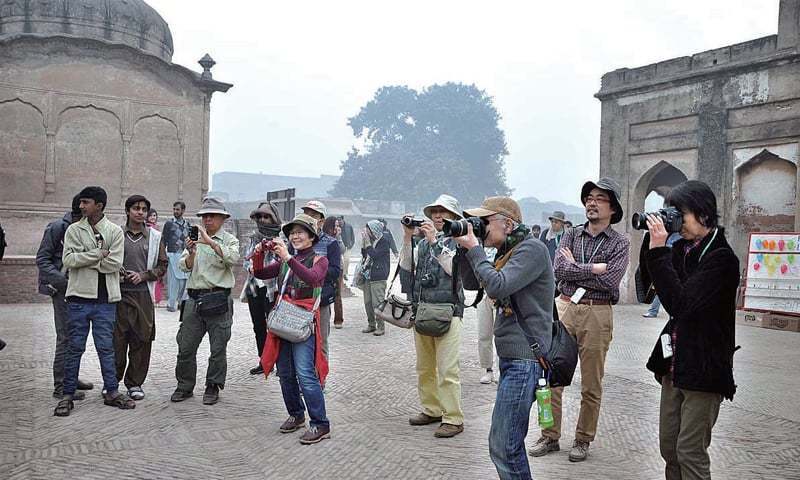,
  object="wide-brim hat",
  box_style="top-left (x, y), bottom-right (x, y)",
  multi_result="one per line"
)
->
top-left (423, 194), bottom-right (463, 220)
top-left (281, 213), bottom-right (320, 242)
top-left (464, 196), bottom-right (522, 224)
top-left (581, 177), bottom-right (623, 224)
top-left (301, 200), bottom-right (327, 219)
top-left (197, 196), bottom-right (231, 218)
top-left (548, 210), bottom-right (567, 223)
